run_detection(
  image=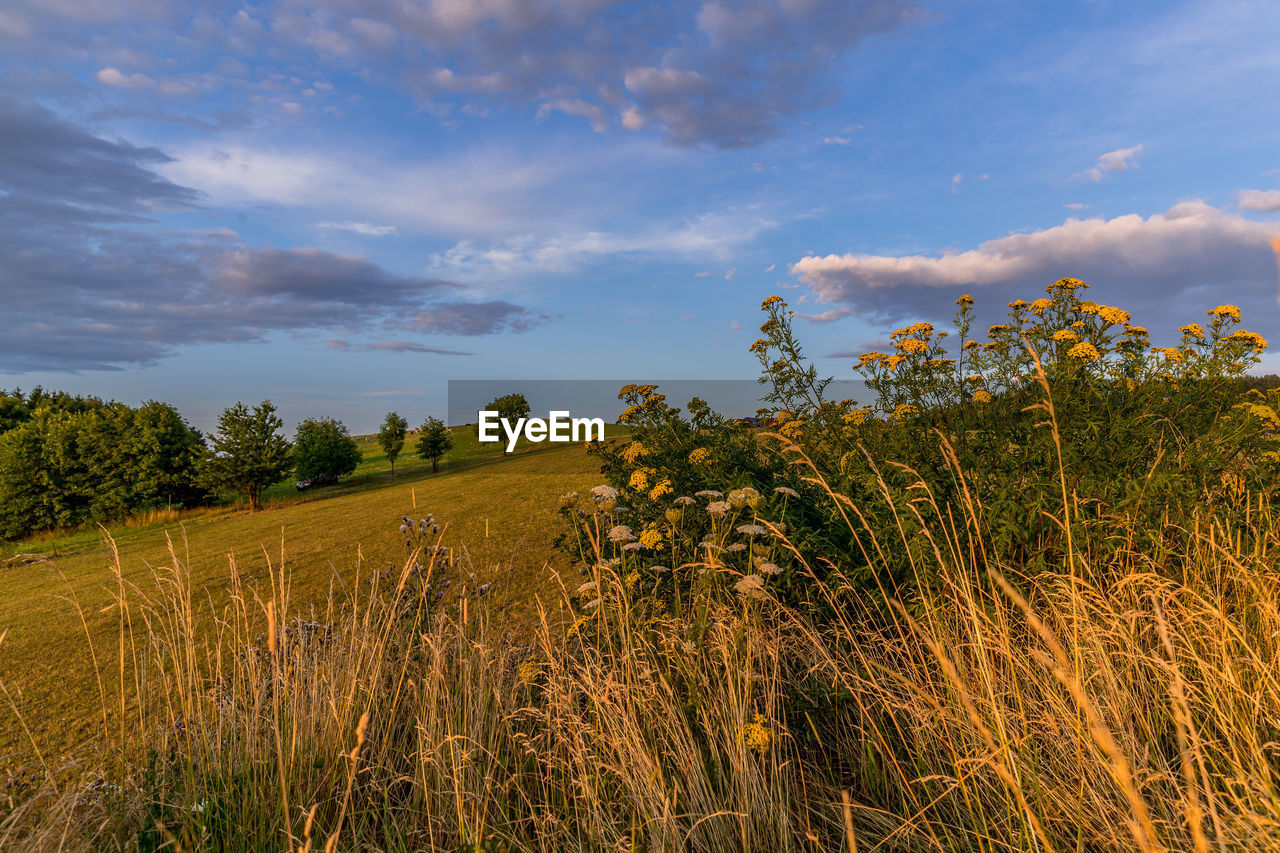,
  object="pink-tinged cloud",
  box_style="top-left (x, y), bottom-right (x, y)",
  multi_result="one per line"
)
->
top-left (791, 201), bottom-right (1280, 338)
top-left (1240, 189), bottom-right (1280, 213)
top-left (1078, 144), bottom-right (1142, 181)
top-left (96, 67), bottom-right (154, 89)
